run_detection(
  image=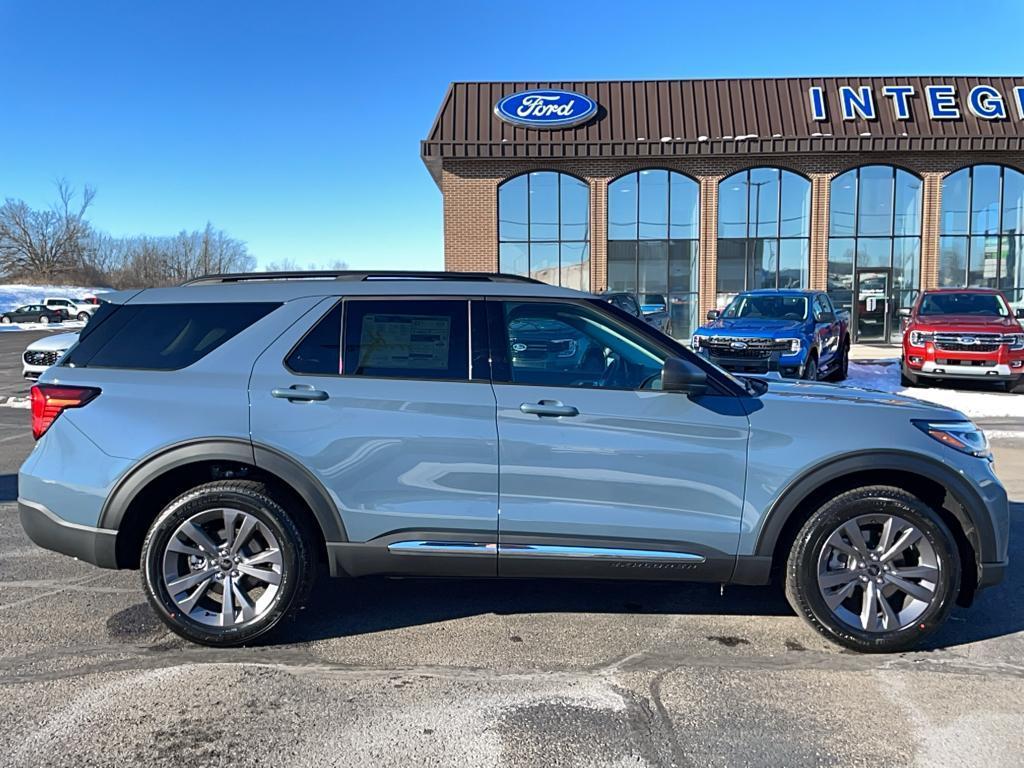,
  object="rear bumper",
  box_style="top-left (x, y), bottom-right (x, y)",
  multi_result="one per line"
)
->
top-left (18, 499), bottom-right (118, 568)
